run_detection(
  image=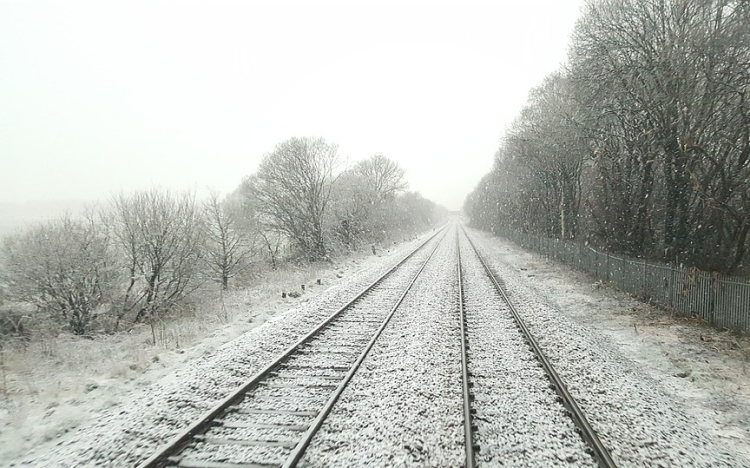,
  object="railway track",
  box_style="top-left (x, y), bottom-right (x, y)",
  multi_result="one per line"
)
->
top-left (139, 224), bottom-right (617, 468)
top-left (457, 226), bottom-right (617, 467)
top-left (138, 227), bottom-right (448, 468)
